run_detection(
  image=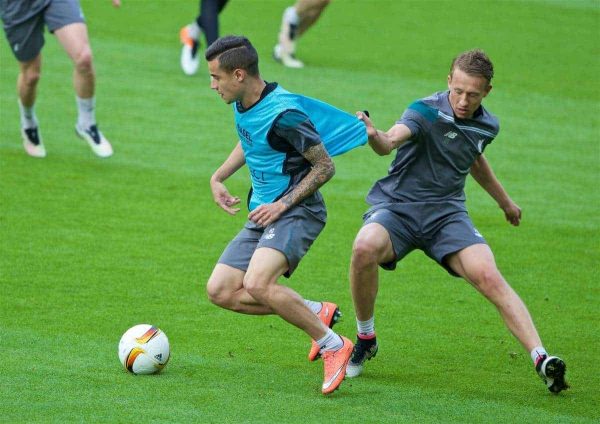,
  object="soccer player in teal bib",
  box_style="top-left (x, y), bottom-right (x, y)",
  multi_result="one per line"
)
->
top-left (204, 35), bottom-right (365, 395)
top-left (347, 49), bottom-right (568, 394)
